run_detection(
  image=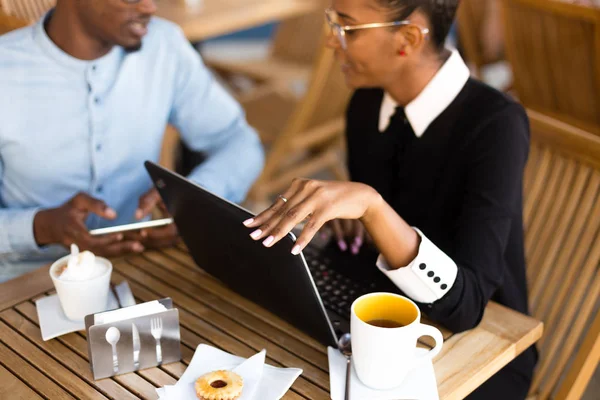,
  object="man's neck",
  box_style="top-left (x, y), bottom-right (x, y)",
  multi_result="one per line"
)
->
top-left (45, 6), bottom-right (113, 61)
